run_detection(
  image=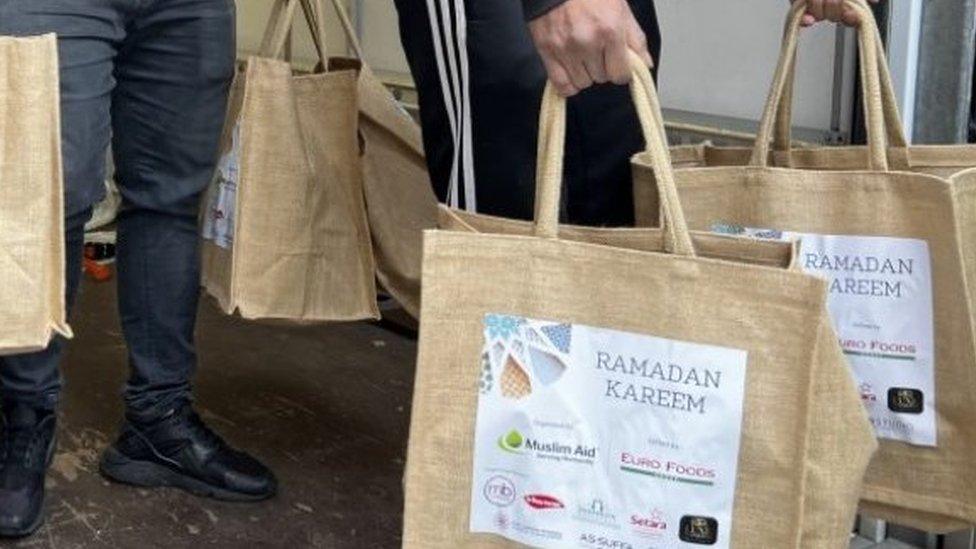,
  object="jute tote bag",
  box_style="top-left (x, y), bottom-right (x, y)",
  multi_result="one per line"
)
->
top-left (356, 70), bottom-right (436, 319)
top-left (403, 55), bottom-right (875, 549)
top-left (633, 0), bottom-right (976, 532)
top-left (307, 0), bottom-right (437, 319)
top-left (0, 34), bottom-right (71, 355)
top-left (200, 0), bottom-right (378, 322)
